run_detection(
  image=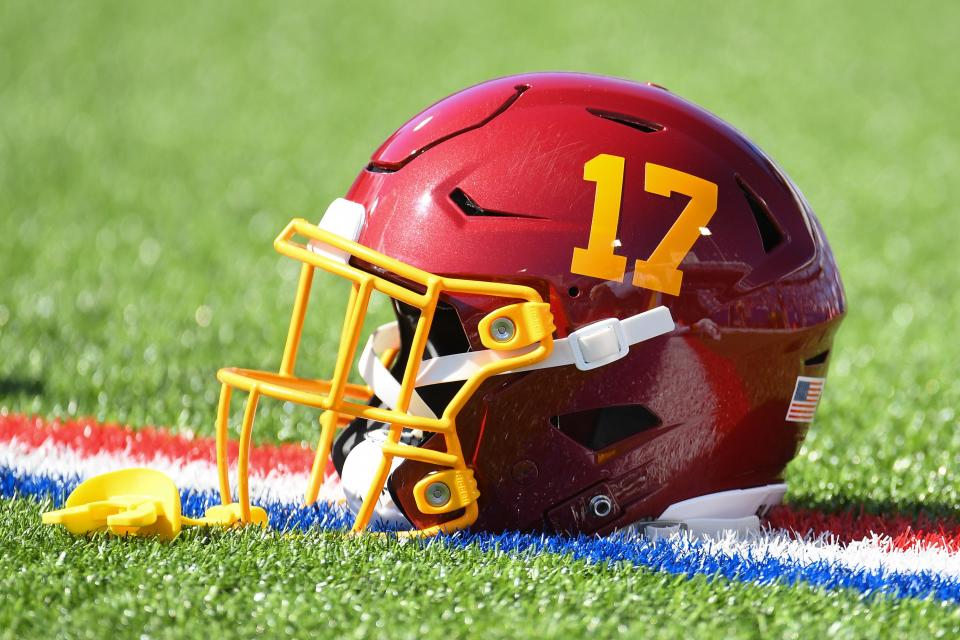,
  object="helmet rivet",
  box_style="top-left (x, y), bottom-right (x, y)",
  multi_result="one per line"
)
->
top-left (490, 317), bottom-right (516, 343)
top-left (426, 481), bottom-right (451, 507)
top-left (589, 494), bottom-right (613, 518)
